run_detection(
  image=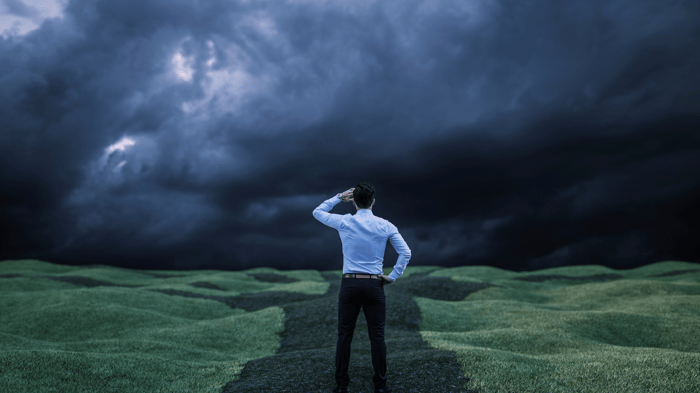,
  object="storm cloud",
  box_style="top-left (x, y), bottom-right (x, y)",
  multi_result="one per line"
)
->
top-left (1, 0), bottom-right (699, 272)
